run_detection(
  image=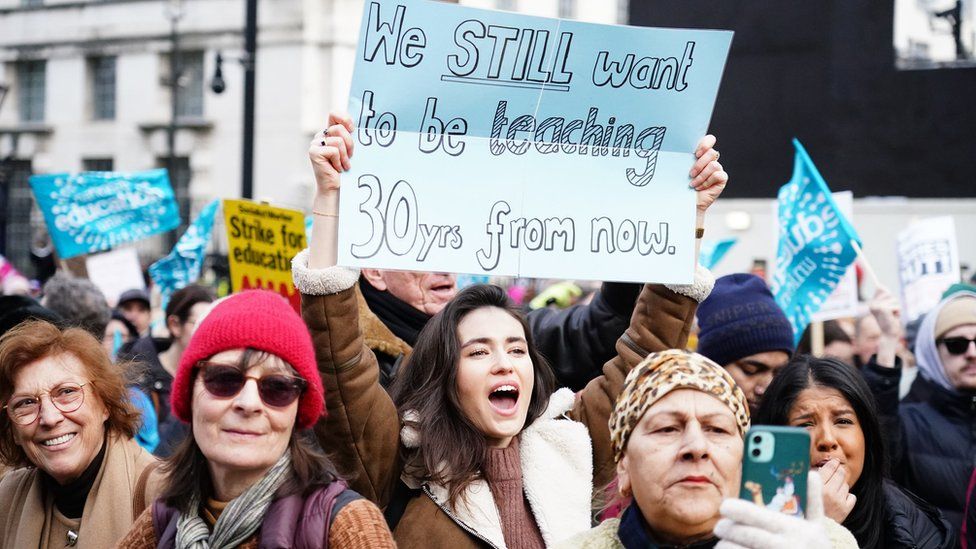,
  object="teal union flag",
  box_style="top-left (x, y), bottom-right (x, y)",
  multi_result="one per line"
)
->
top-left (771, 139), bottom-right (861, 343)
top-left (149, 199), bottom-right (220, 309)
